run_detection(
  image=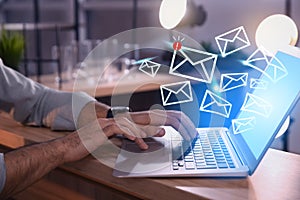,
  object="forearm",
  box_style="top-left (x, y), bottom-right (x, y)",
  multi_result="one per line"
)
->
top-left (1, 138), bottom-right (72, 199)
top-left (0, 119), bottom-right (108, 199)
